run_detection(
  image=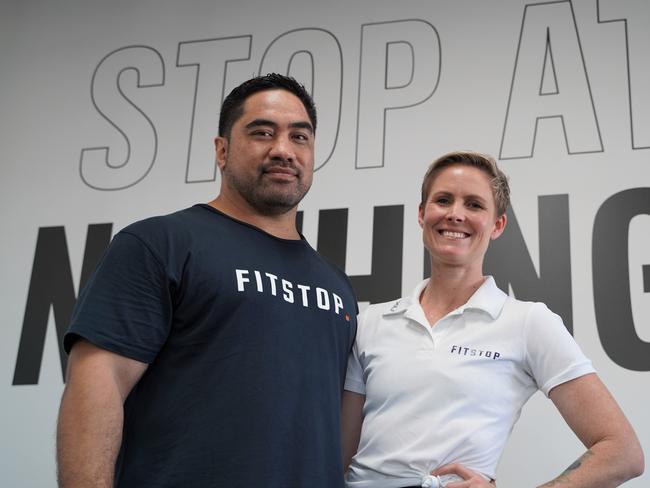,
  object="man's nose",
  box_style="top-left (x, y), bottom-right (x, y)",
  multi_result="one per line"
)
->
top-left (269, 135), bottom-right (294, 163)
